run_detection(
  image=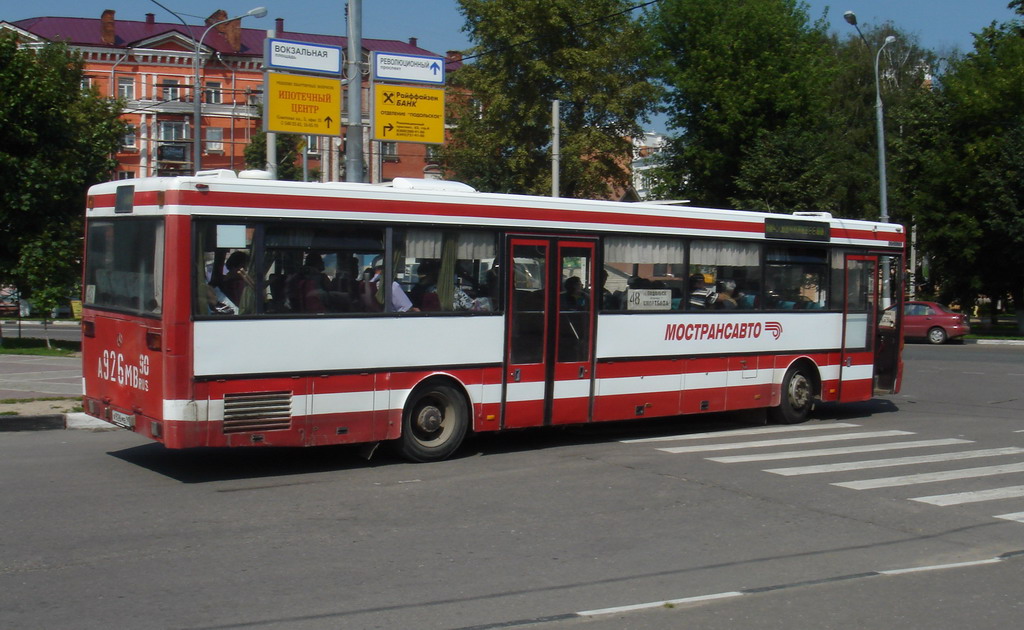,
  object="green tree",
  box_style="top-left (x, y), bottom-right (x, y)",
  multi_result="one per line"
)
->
top-left (890, 86), bottom-right (980, 306)
top-left (443, 0), bottom-right (659, 198)
top-left (16, 222), bottom-right (83, 345)
top-left (0, 33), bottom-right (126, 317)
top-left (918, 13), bottom-right (1024, 329)
top-left (648, 0), bottom-right (835, 208)
top-left (836, 25), bottom-right (940, 223)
